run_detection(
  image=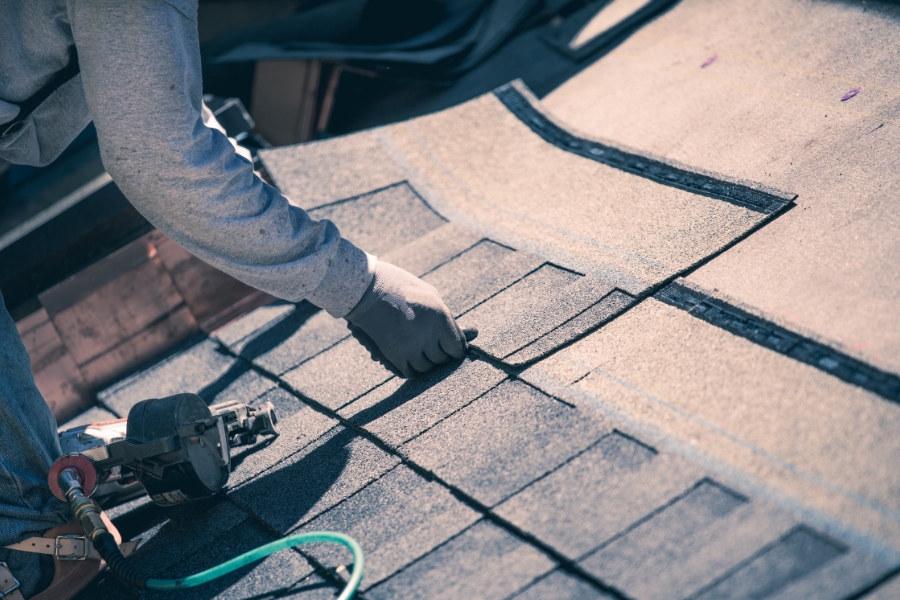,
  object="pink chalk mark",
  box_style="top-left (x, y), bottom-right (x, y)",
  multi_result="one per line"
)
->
top-left (841, 87), bottom-right (861, 101)
top-left (700, 55), bottom-right (718, 68)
